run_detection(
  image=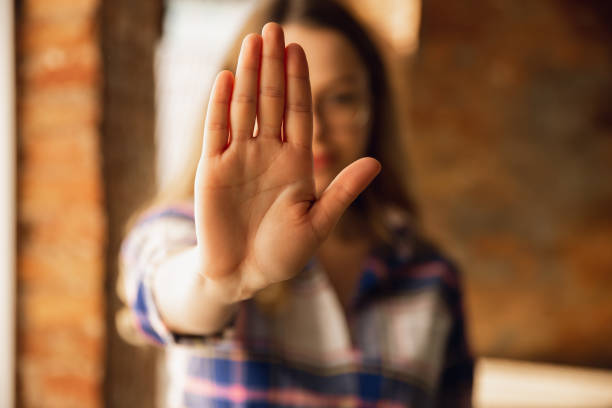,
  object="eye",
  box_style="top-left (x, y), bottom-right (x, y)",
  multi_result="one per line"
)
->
top-left (328, 92), bottom-right (359, 105)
